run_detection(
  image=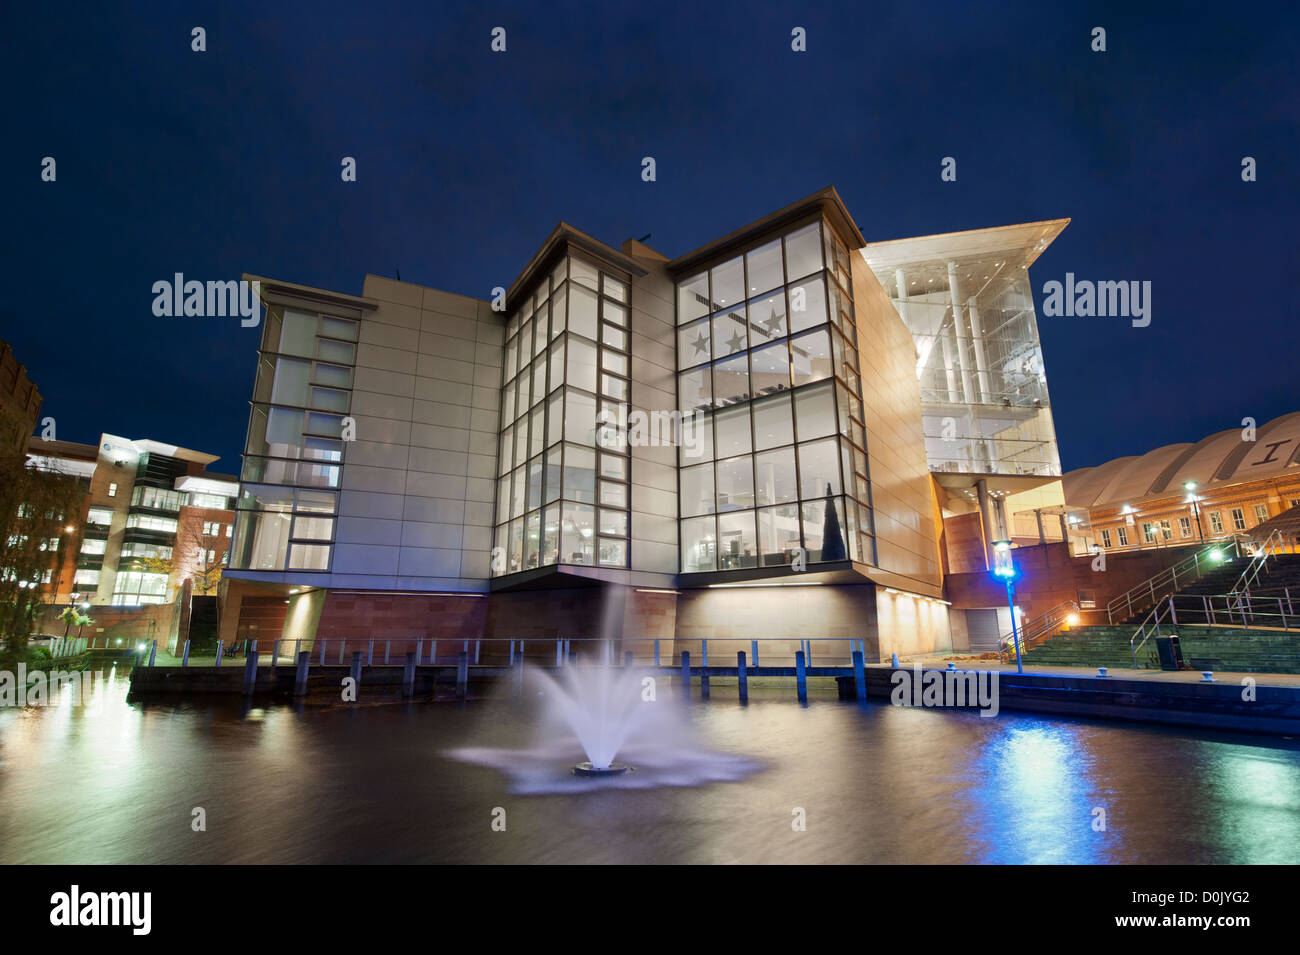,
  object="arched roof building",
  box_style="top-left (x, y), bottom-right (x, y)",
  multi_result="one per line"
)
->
top-left (1063, 413), bottom-right (1300, 552)
top-left (1064, 413), bottom-right (1300, 511)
